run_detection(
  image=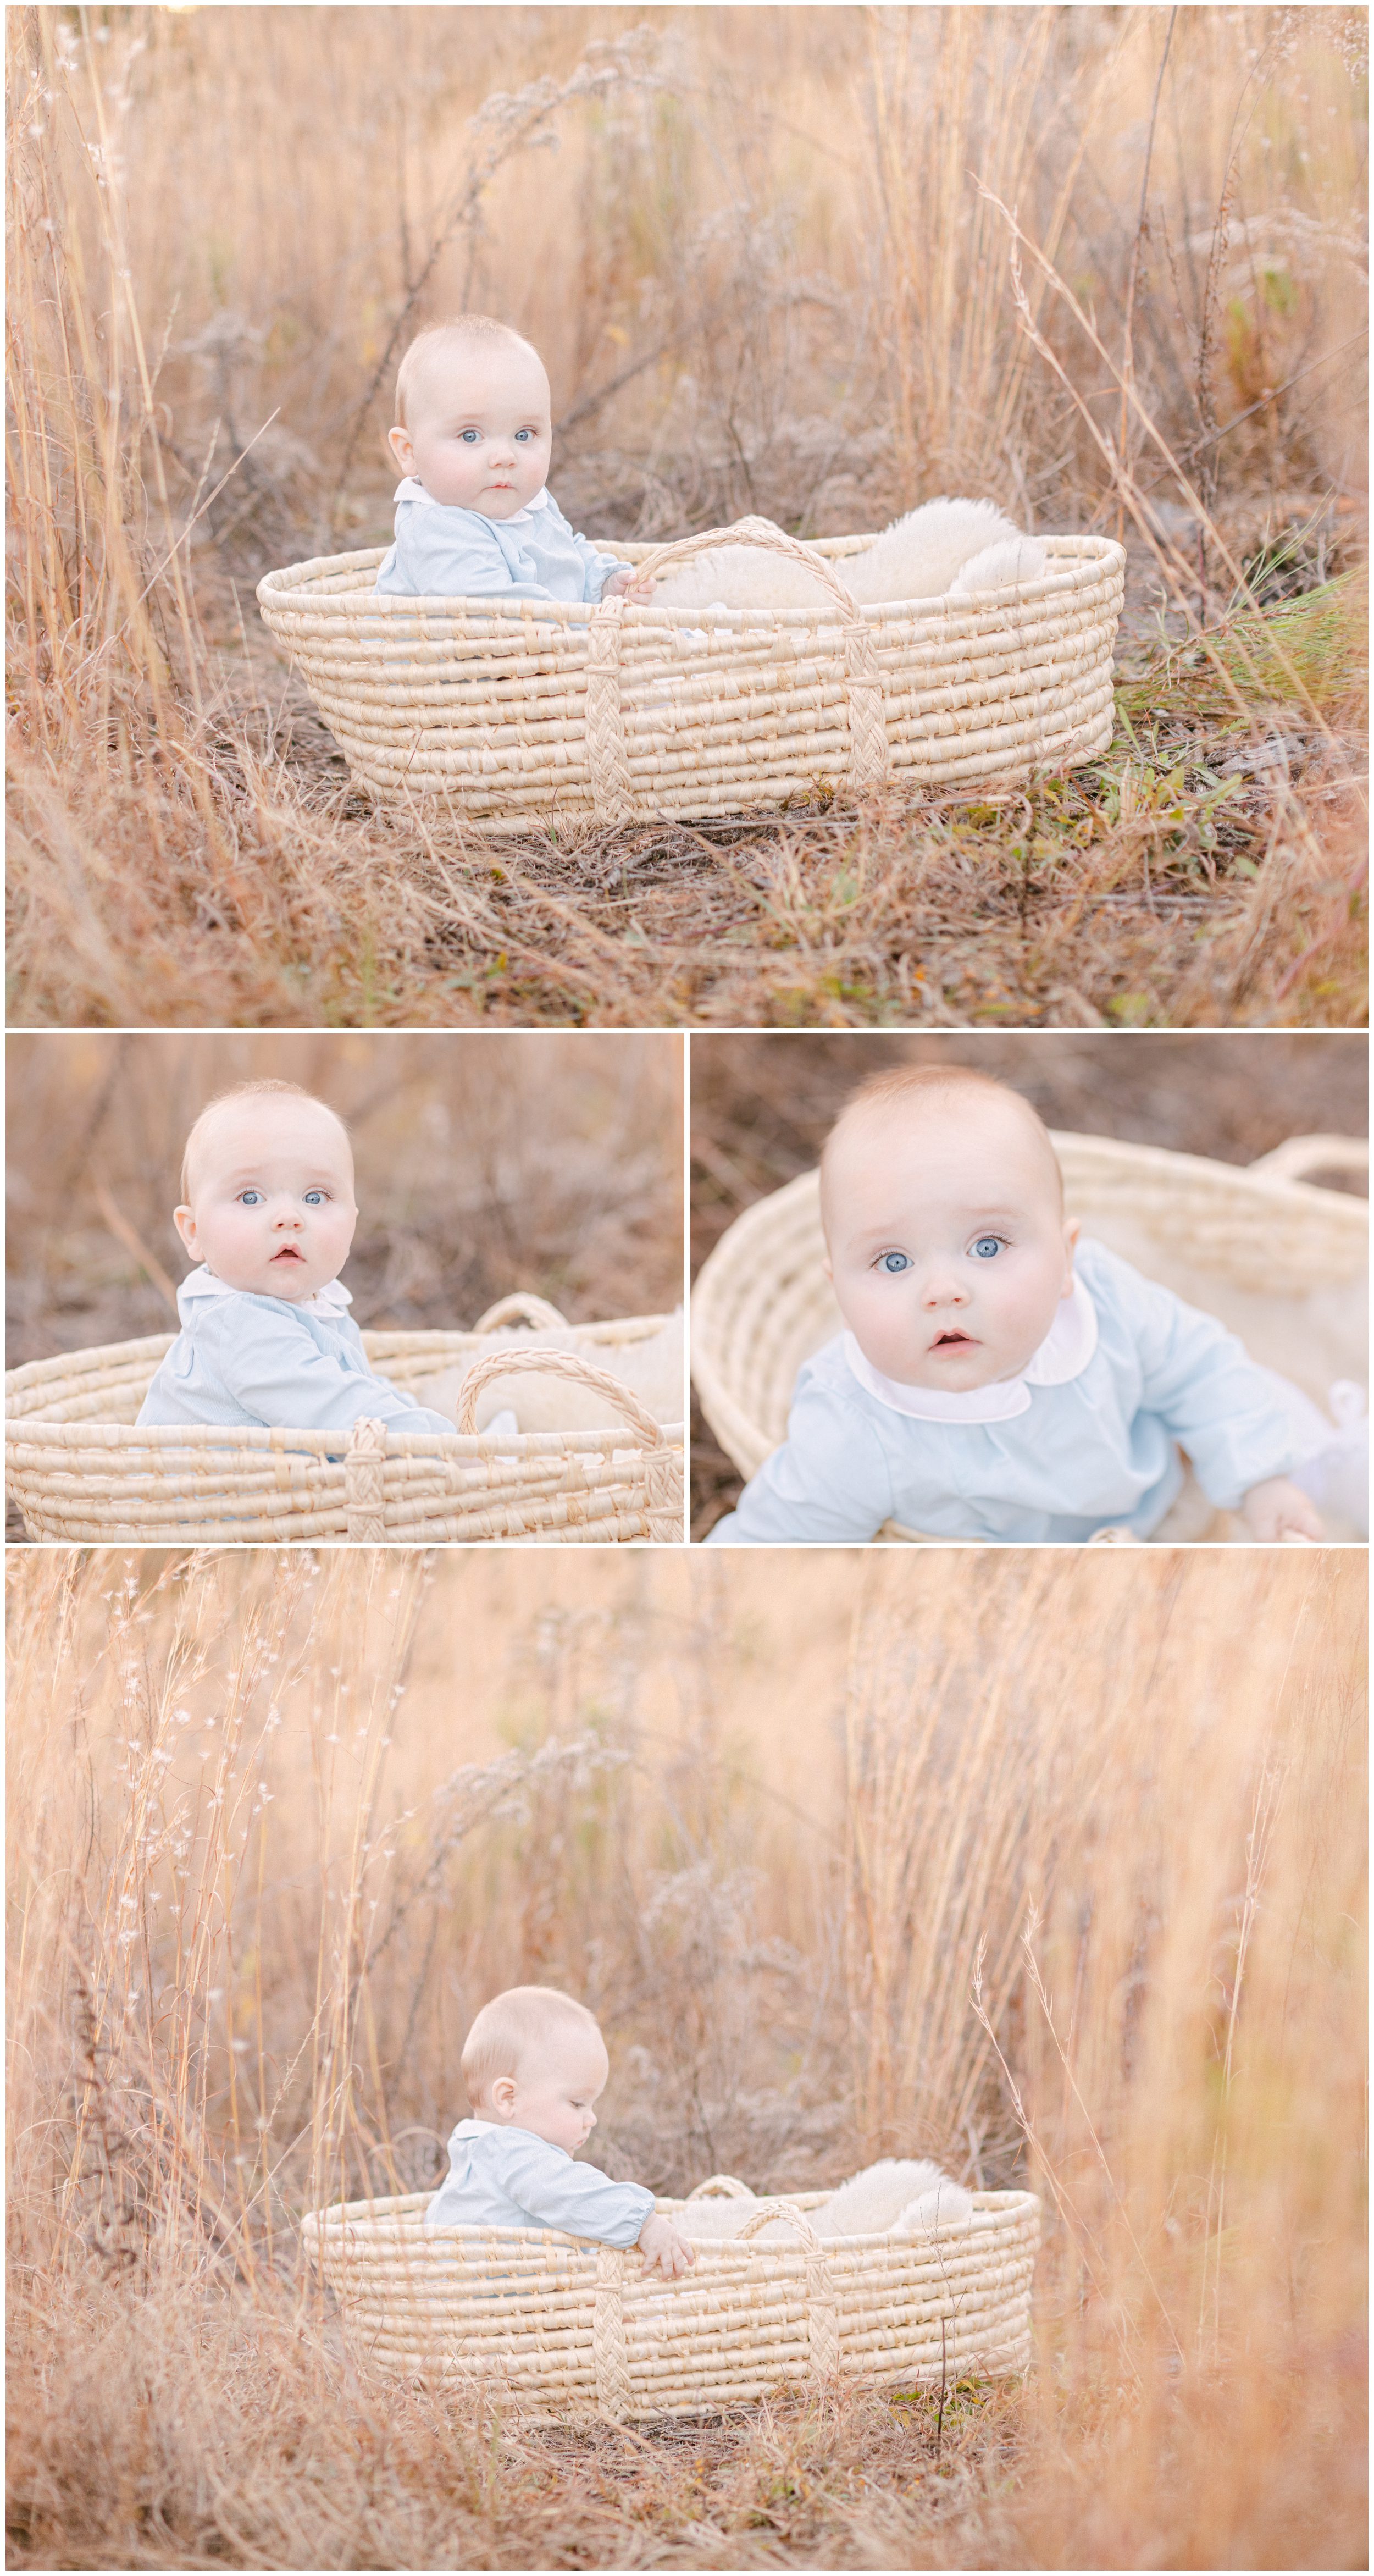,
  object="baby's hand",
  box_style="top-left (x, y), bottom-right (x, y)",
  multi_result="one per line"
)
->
top-left (1240, 1475), bottom-right (1323, 1543)
top-left (602, 566), bottom-right (655, 604)
top-left (636, 2213), bottom-right (696, 2280)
